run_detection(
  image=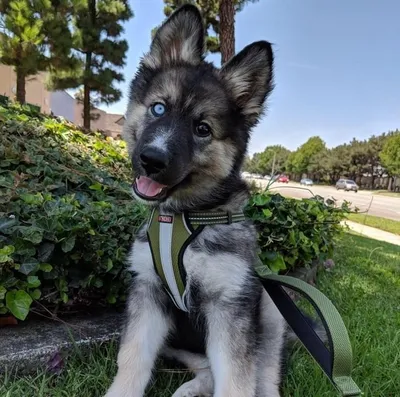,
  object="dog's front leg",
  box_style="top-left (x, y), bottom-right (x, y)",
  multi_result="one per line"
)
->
top-left (205, 303), bottom-right (258, 397)
top-left (105, 282), bottom-right (171, 397)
